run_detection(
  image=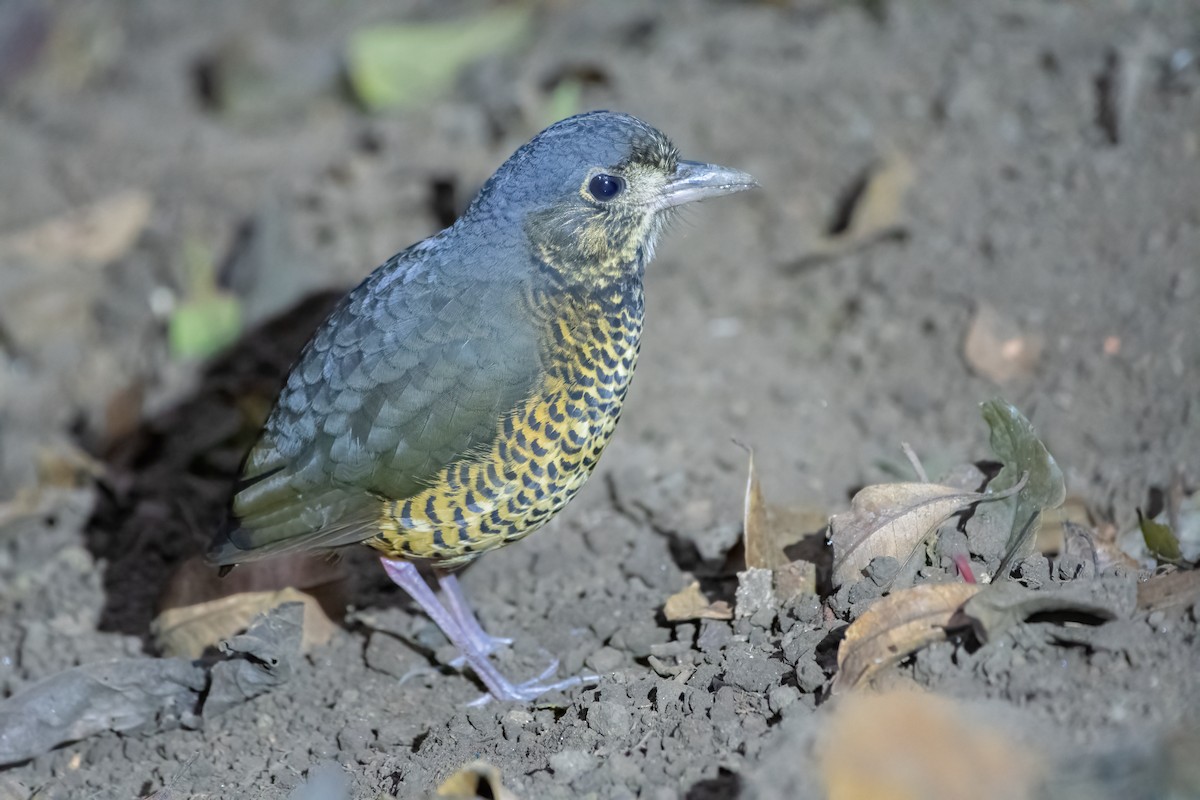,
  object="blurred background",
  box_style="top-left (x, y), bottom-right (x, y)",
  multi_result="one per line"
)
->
top-left (1, 0), bottom-right (1198, 798)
